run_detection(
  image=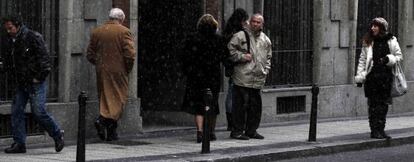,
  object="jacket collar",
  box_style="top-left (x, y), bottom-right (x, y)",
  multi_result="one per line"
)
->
top-left (105, 20), bottom-right (121, 25)
top-left (7, 25), bottom-right (28, 42)
top-left (246, 27), bottom-right (262, 38)
top-left (6, 25), bottom-right (29, 42)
